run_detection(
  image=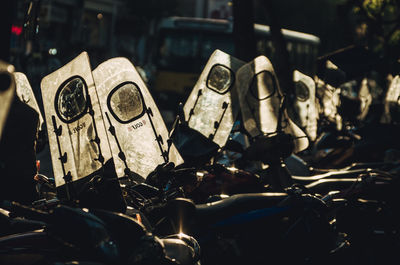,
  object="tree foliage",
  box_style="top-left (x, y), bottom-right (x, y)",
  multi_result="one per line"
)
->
top-left (254, 0), bottom-right (353, 54)
top-left (344, 0), bottom-right (400, 59)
